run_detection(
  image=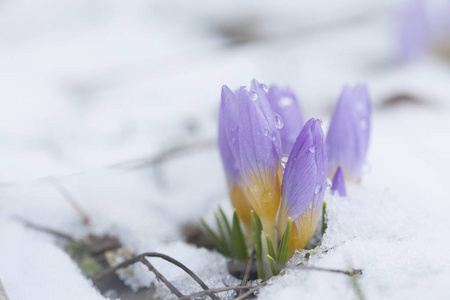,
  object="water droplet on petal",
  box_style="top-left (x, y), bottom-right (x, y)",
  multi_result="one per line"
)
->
top-left (326, 178), bottom-right (332, 189)
top-left (261, 84), bottom-right (269, 93)
top-left (309, 145), bottom-right (315, 153)
top-left (281, 155), bottom-right (289, 170)
top-left (262, 191), bottom-right (273, 203)
top-left (264, 130), bottom-right (269, 136)
top-left (252, 184), bottom-right (258, 192)
top-left (315, 118), bottom-right (323, 126)
top-left (272, 136), bottom-right (276, 141)
top-left (274, 113), bottom-right (284, 129)
top-left (250, 91), bottom-right (258, 101)
top-left (315, 184), bottom-right (322, 194)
